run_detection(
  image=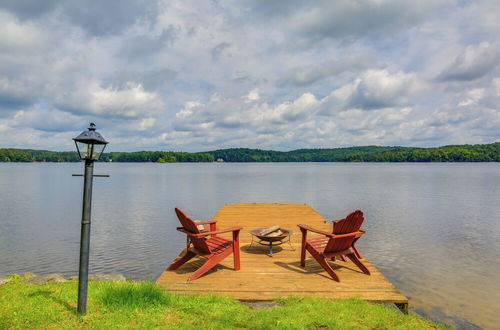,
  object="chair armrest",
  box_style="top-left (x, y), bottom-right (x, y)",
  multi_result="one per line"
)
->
top-left (333, 231), bottom-right (365, 239)
top-left (298, 224), bottom-right (364, 239)
top-left (190, 227), bottom-right (242, 238)
top-left (194, 219), bottom-right (217, 225)
top-left (354, 229), bottom-right (365, 238)
top-left (297, 224), bottom-right (334, 237)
